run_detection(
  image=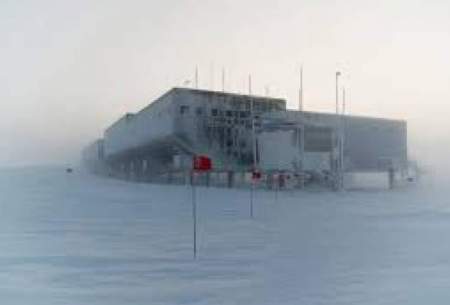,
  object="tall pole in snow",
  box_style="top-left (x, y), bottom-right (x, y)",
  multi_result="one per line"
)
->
top-left (222, 67), bottom-right (225, 92)
top-left (191, 171), bottom-right (197, 259)
top-left (299, 65), bottom-right (304, 111)
top-left (335, 71), bottom-right (341, 114)
top-left (335, 71), bottom-right (342, 190)
top-left (341, 87), bottom-right (346, 189)
top-left (249, 75), bottom-right (257, 170)
top-left (195, 66), bottom-right (199, 89)
top-left (342, 87), bottom-right (346, 115)
top-left (249, 74), bottom-right (256, 218)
